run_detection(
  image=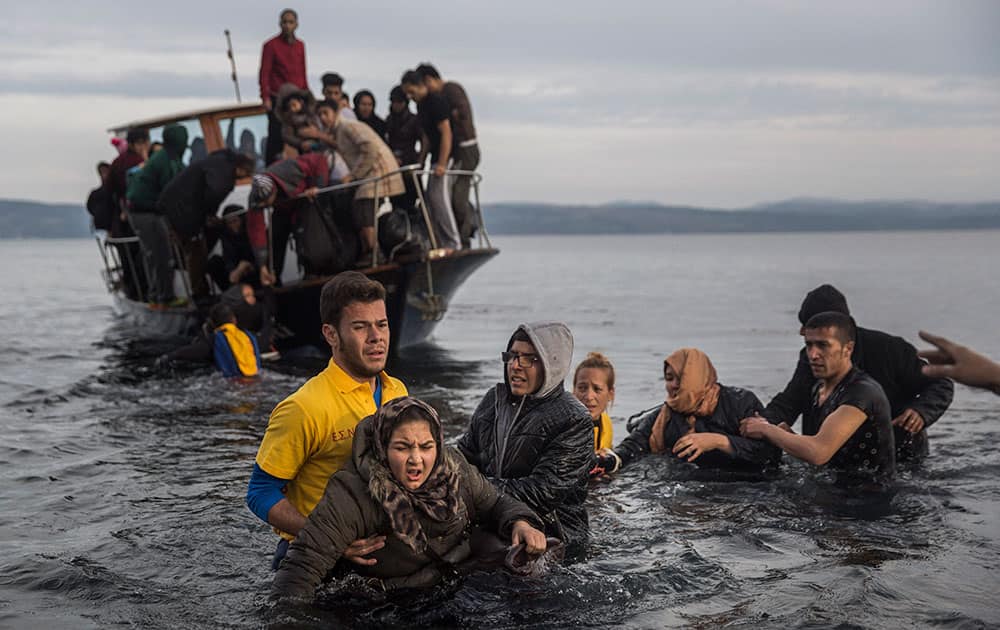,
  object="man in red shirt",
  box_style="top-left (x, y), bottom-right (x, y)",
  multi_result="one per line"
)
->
top-left (259, 9), bottom-right (307, 165)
